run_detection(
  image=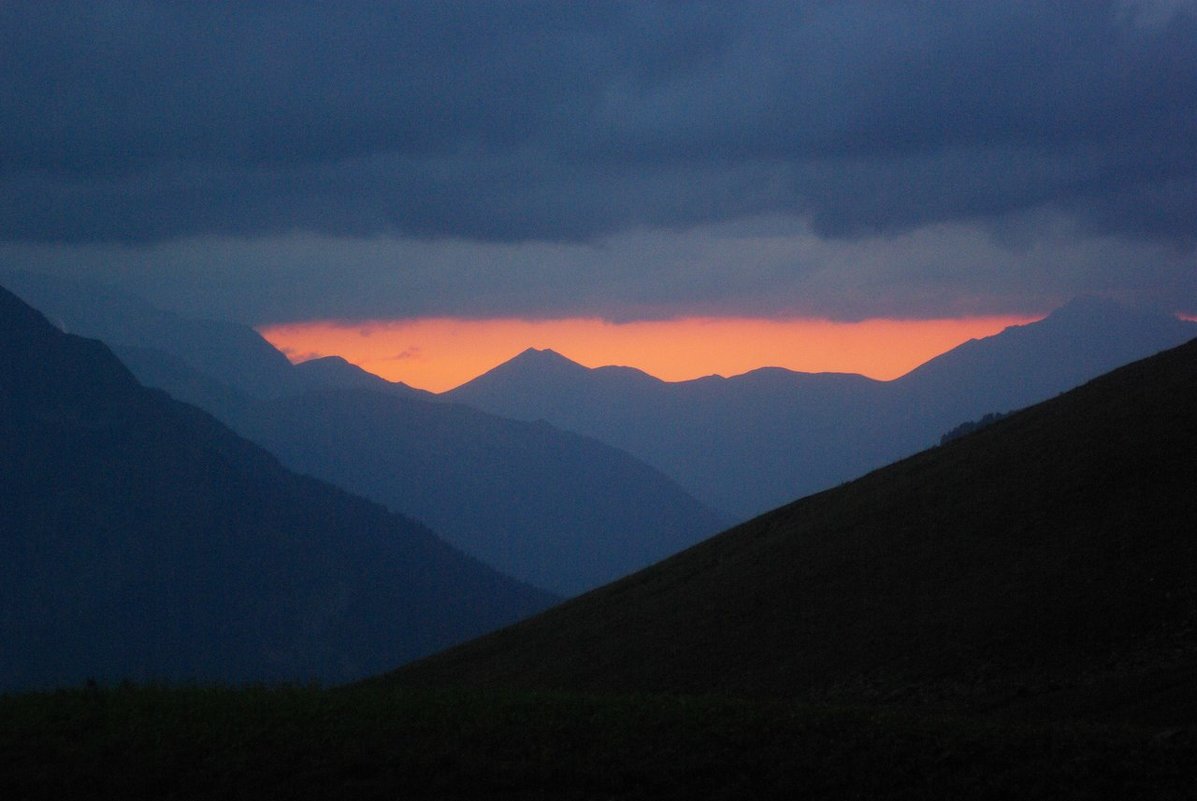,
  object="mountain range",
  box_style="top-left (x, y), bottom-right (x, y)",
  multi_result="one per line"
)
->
top-left (208, 389), bottom-right (726, 595)
top-left (8, 269), bottom-right (1194, 594)
top-left (447, 296), bottom-right (1197, 519)
top-left (0, 284), bottom-right (554, 691)
top-left (3, 278), bottom-right (1195, 795)
top-left (1, 271), bottom-right (727, 595)
top-left (395, 333), bottom-right (1197, 723)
